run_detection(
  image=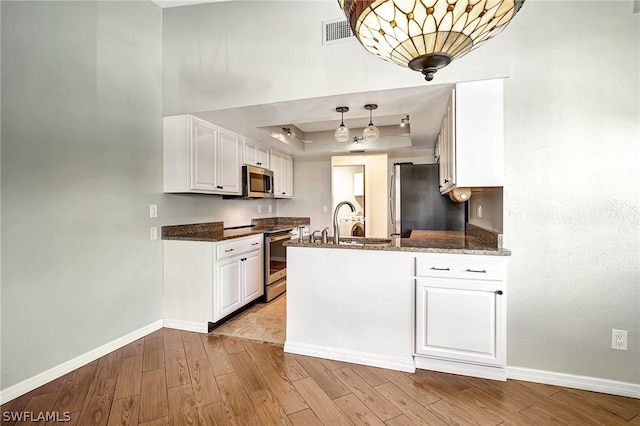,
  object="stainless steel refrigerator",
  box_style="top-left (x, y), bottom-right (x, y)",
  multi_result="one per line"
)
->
top-left (390, 163), bottom-right (466, 237)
